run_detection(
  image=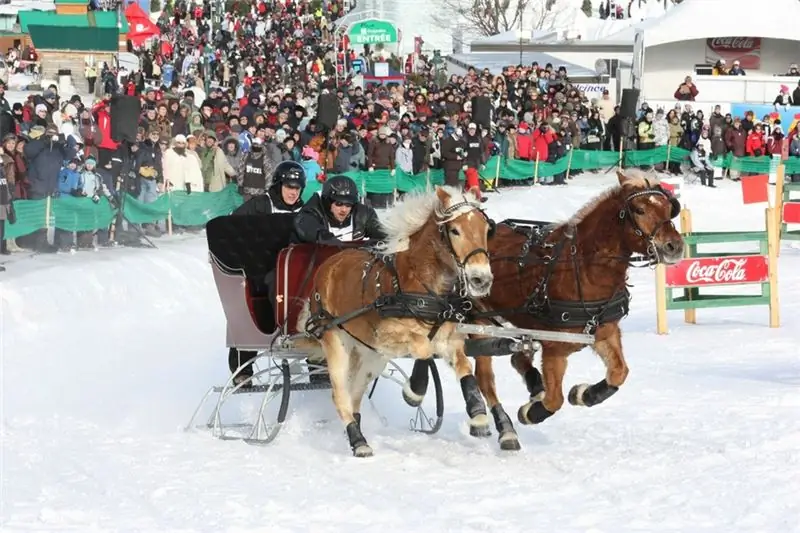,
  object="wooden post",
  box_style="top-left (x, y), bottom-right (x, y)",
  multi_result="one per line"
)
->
top-left (493, 156), bottom-right (501, 189)
top-left (665, 143), bottom-right (671, 169)
top-left (766, 207), bottom-right (780, 328)
top-left (534, 152), bottom-right (540, 185)
top-left (565, 148), bottom-right (574, 181)
top-left (680, 208), bottom-right (696, 325)
top-left (167, 190), bottom-right (173, 236)
top-left (655, 263), bottom-right (668, 334)
top-left (618, 140), bottom-right (625, 169)
top-left (774, 163), bottom-right (785, 256)
top-left (45, 195), bottom-right (52, 229)
top-left (425, 168), bottom-right (431, 193)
